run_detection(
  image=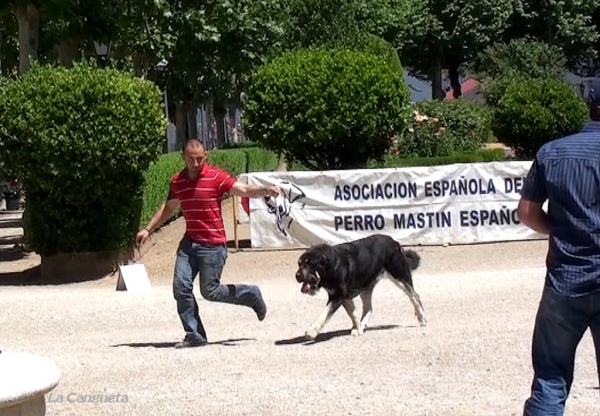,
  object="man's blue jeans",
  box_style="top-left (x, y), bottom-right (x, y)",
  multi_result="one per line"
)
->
top-left (172, 236), bottom-right (261, 343)
top-left (523, 283), bottom-right (600, 415)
